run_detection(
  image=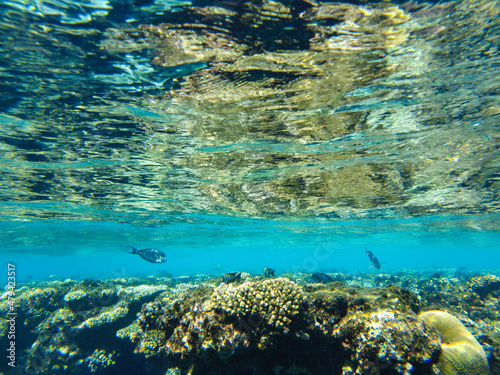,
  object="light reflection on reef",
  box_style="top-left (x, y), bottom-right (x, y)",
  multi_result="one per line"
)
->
top-left (0, 0), bottom-right (499, 223)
